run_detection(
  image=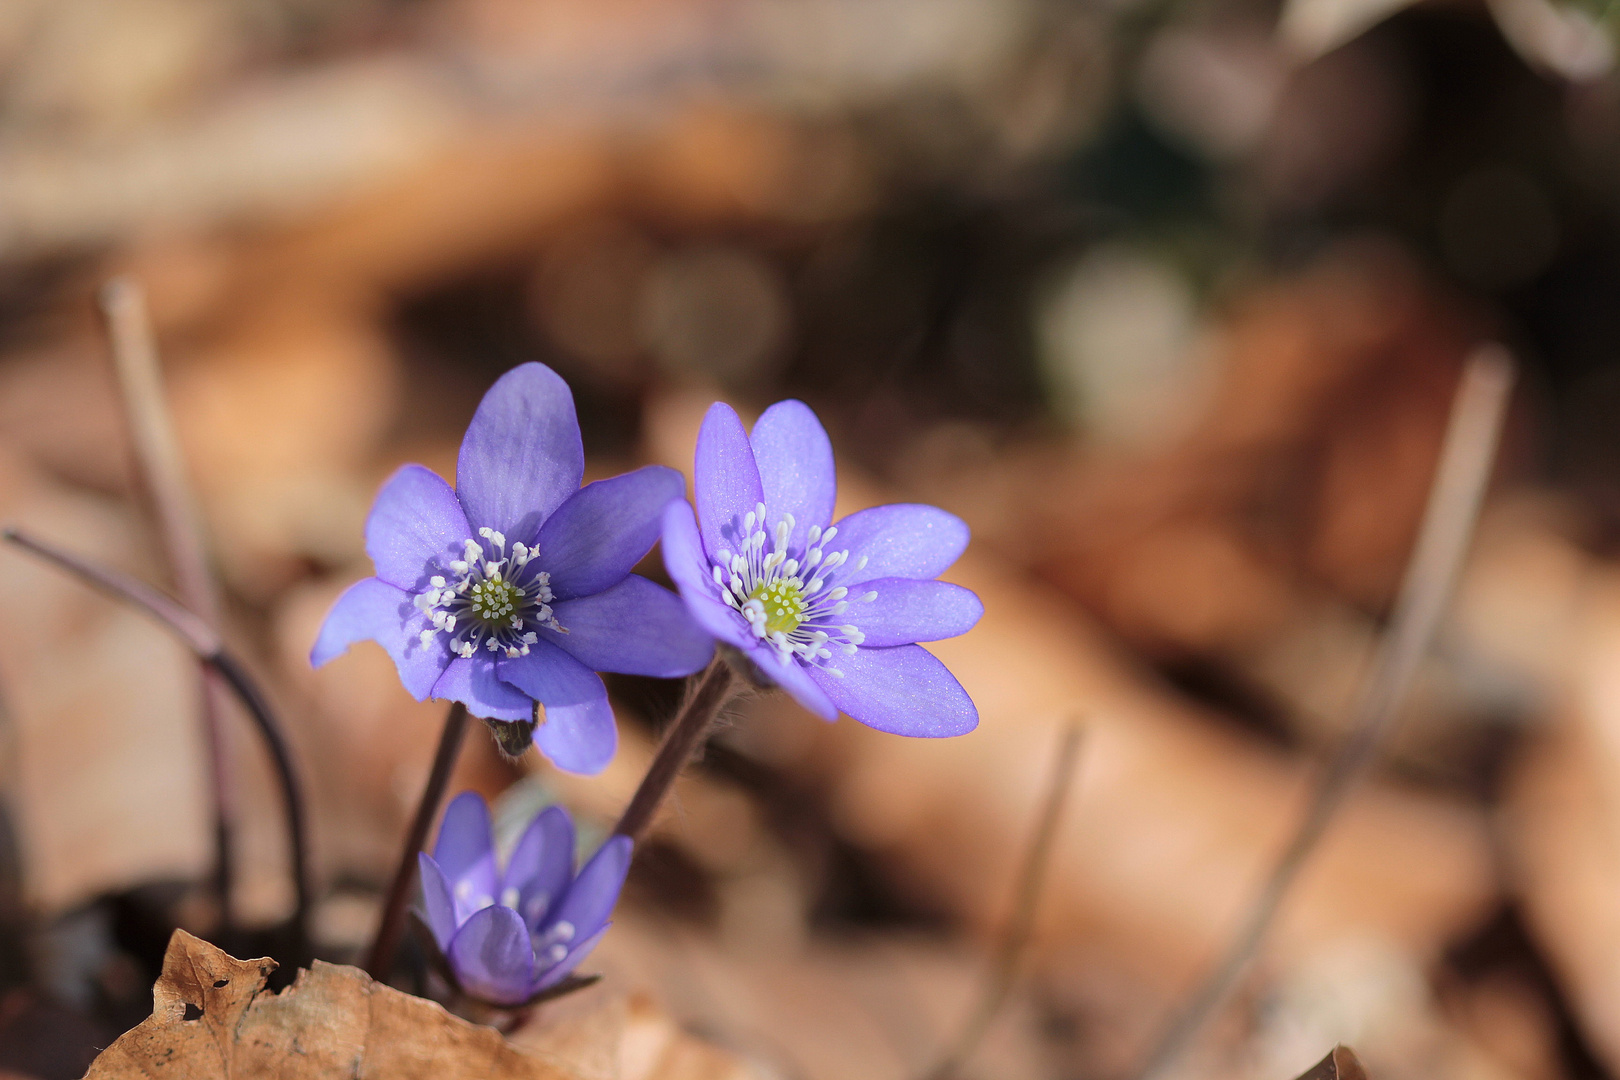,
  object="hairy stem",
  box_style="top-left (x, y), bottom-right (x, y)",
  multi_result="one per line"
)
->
top-left (101, 277), bottom-right (237, 925)
top-left (1132, 346), bottom-right (1515, 1080)
top-left (613, 657), bottom-right (738, 842)
top-left (0, 526), bottom-right (312, 952)
top-left (365, 701), bottom-right (469, 980)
